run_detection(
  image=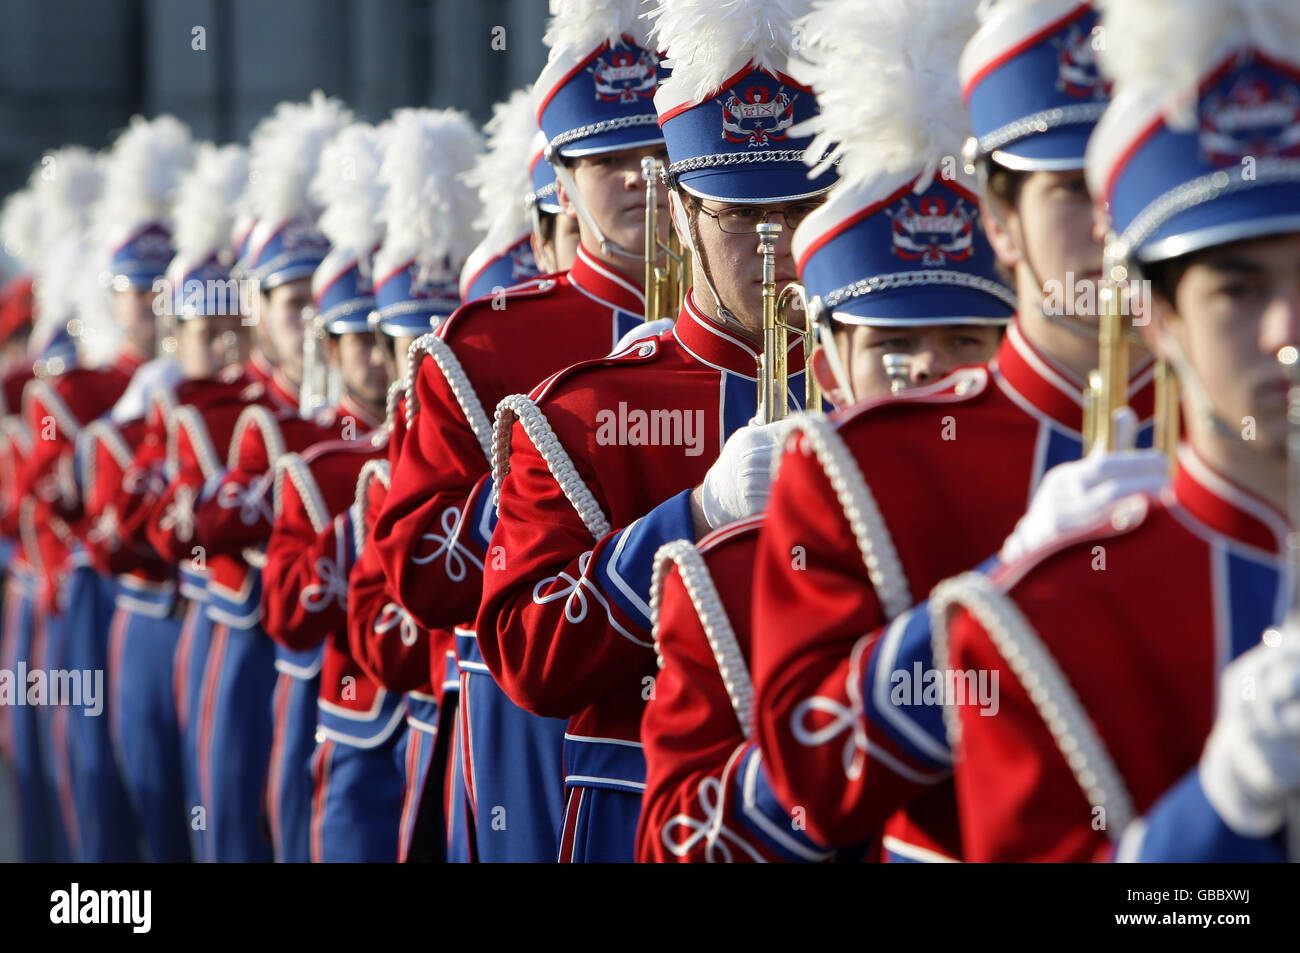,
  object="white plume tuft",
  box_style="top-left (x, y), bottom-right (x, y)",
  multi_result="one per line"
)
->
top-left (68, 239), bottom-right (123, 368)
top-left (790, 0), bottom-right (979, 188)
top-left (650, 0), bottom-right (808, 106)
top-left (543, 0), bottom-right (653, 59)
top-left (174, 143), bottom-right (250, 267)
top-left (247, 91), bottom-right (353, 226)
top-left (91, 115), bottom-right (194, 253)
top-left (374, 108), bottom-right (485, 282)
top-left (463, 88), bottom-right (537, 250)
top-left (2, 189), bottom-right (43, 270)
top-left (28, 147), bottom-right (103, 255)
top-left (1096, 0), bottom-right (1300, 130)
top-left (311, 121), bottom-right (388, 256)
